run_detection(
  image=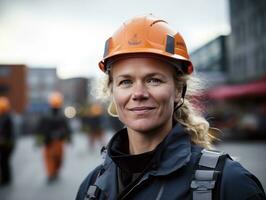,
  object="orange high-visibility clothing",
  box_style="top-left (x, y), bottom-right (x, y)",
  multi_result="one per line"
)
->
top-left (44, 139), bottom-right (64, 177)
